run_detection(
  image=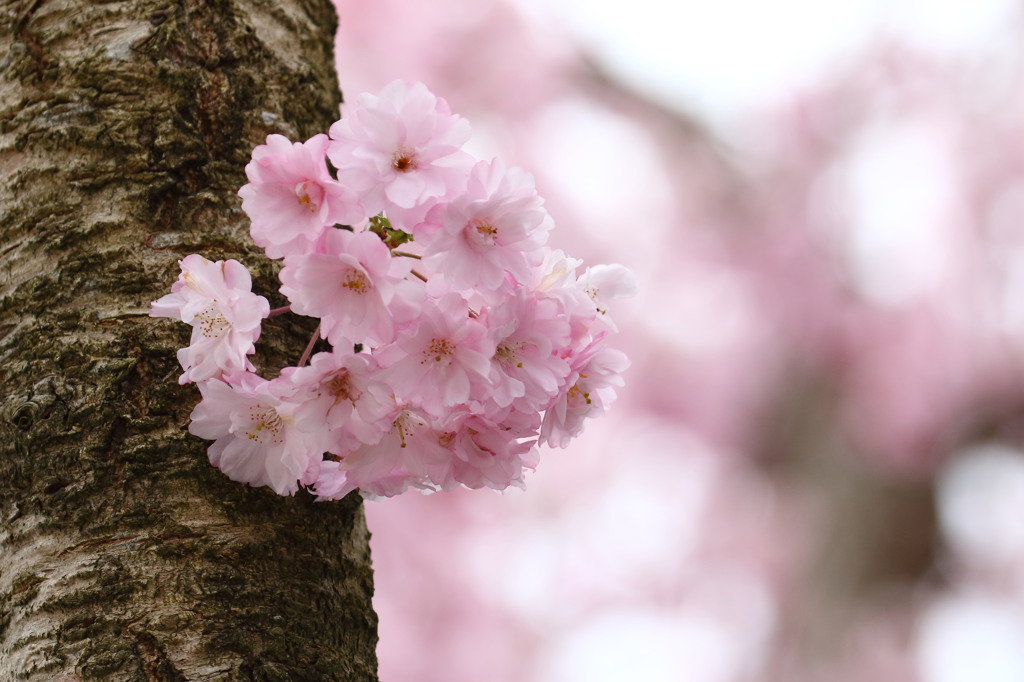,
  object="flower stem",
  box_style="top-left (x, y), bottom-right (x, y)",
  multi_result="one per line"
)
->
top-left (268, 305), bottom-right (291, 317)
top-left (298, 323), bottom-right (320, 368)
